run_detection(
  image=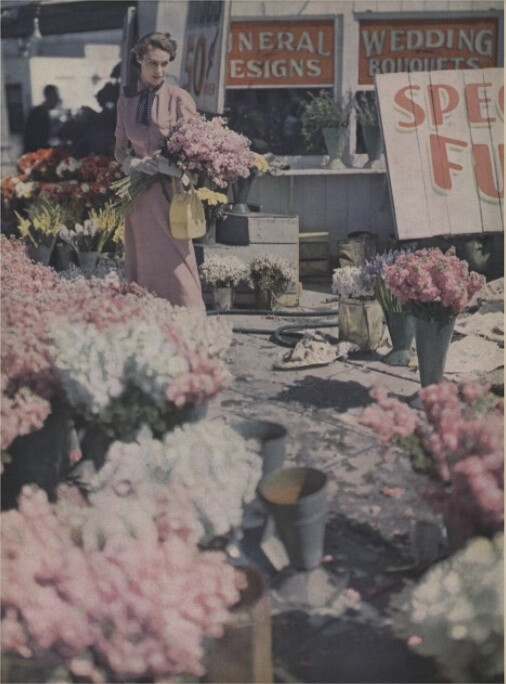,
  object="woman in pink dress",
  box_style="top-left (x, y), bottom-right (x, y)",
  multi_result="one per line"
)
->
top-left (115, 32), bottom-right (204, 309)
